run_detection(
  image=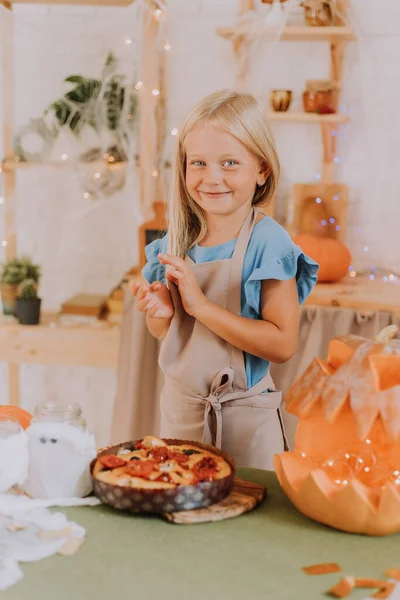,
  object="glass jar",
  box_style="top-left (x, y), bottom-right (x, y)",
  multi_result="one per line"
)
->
top-left (302, 1), bottom-right (333, 27)
top-left (24, 402), bottom-right (95, 498)
top-left (303, 79), bottom-right (335, 113)
top-left (303, 90), bottom-right (334, 113)
top-left (31, 402), bottom-right (87, 430)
